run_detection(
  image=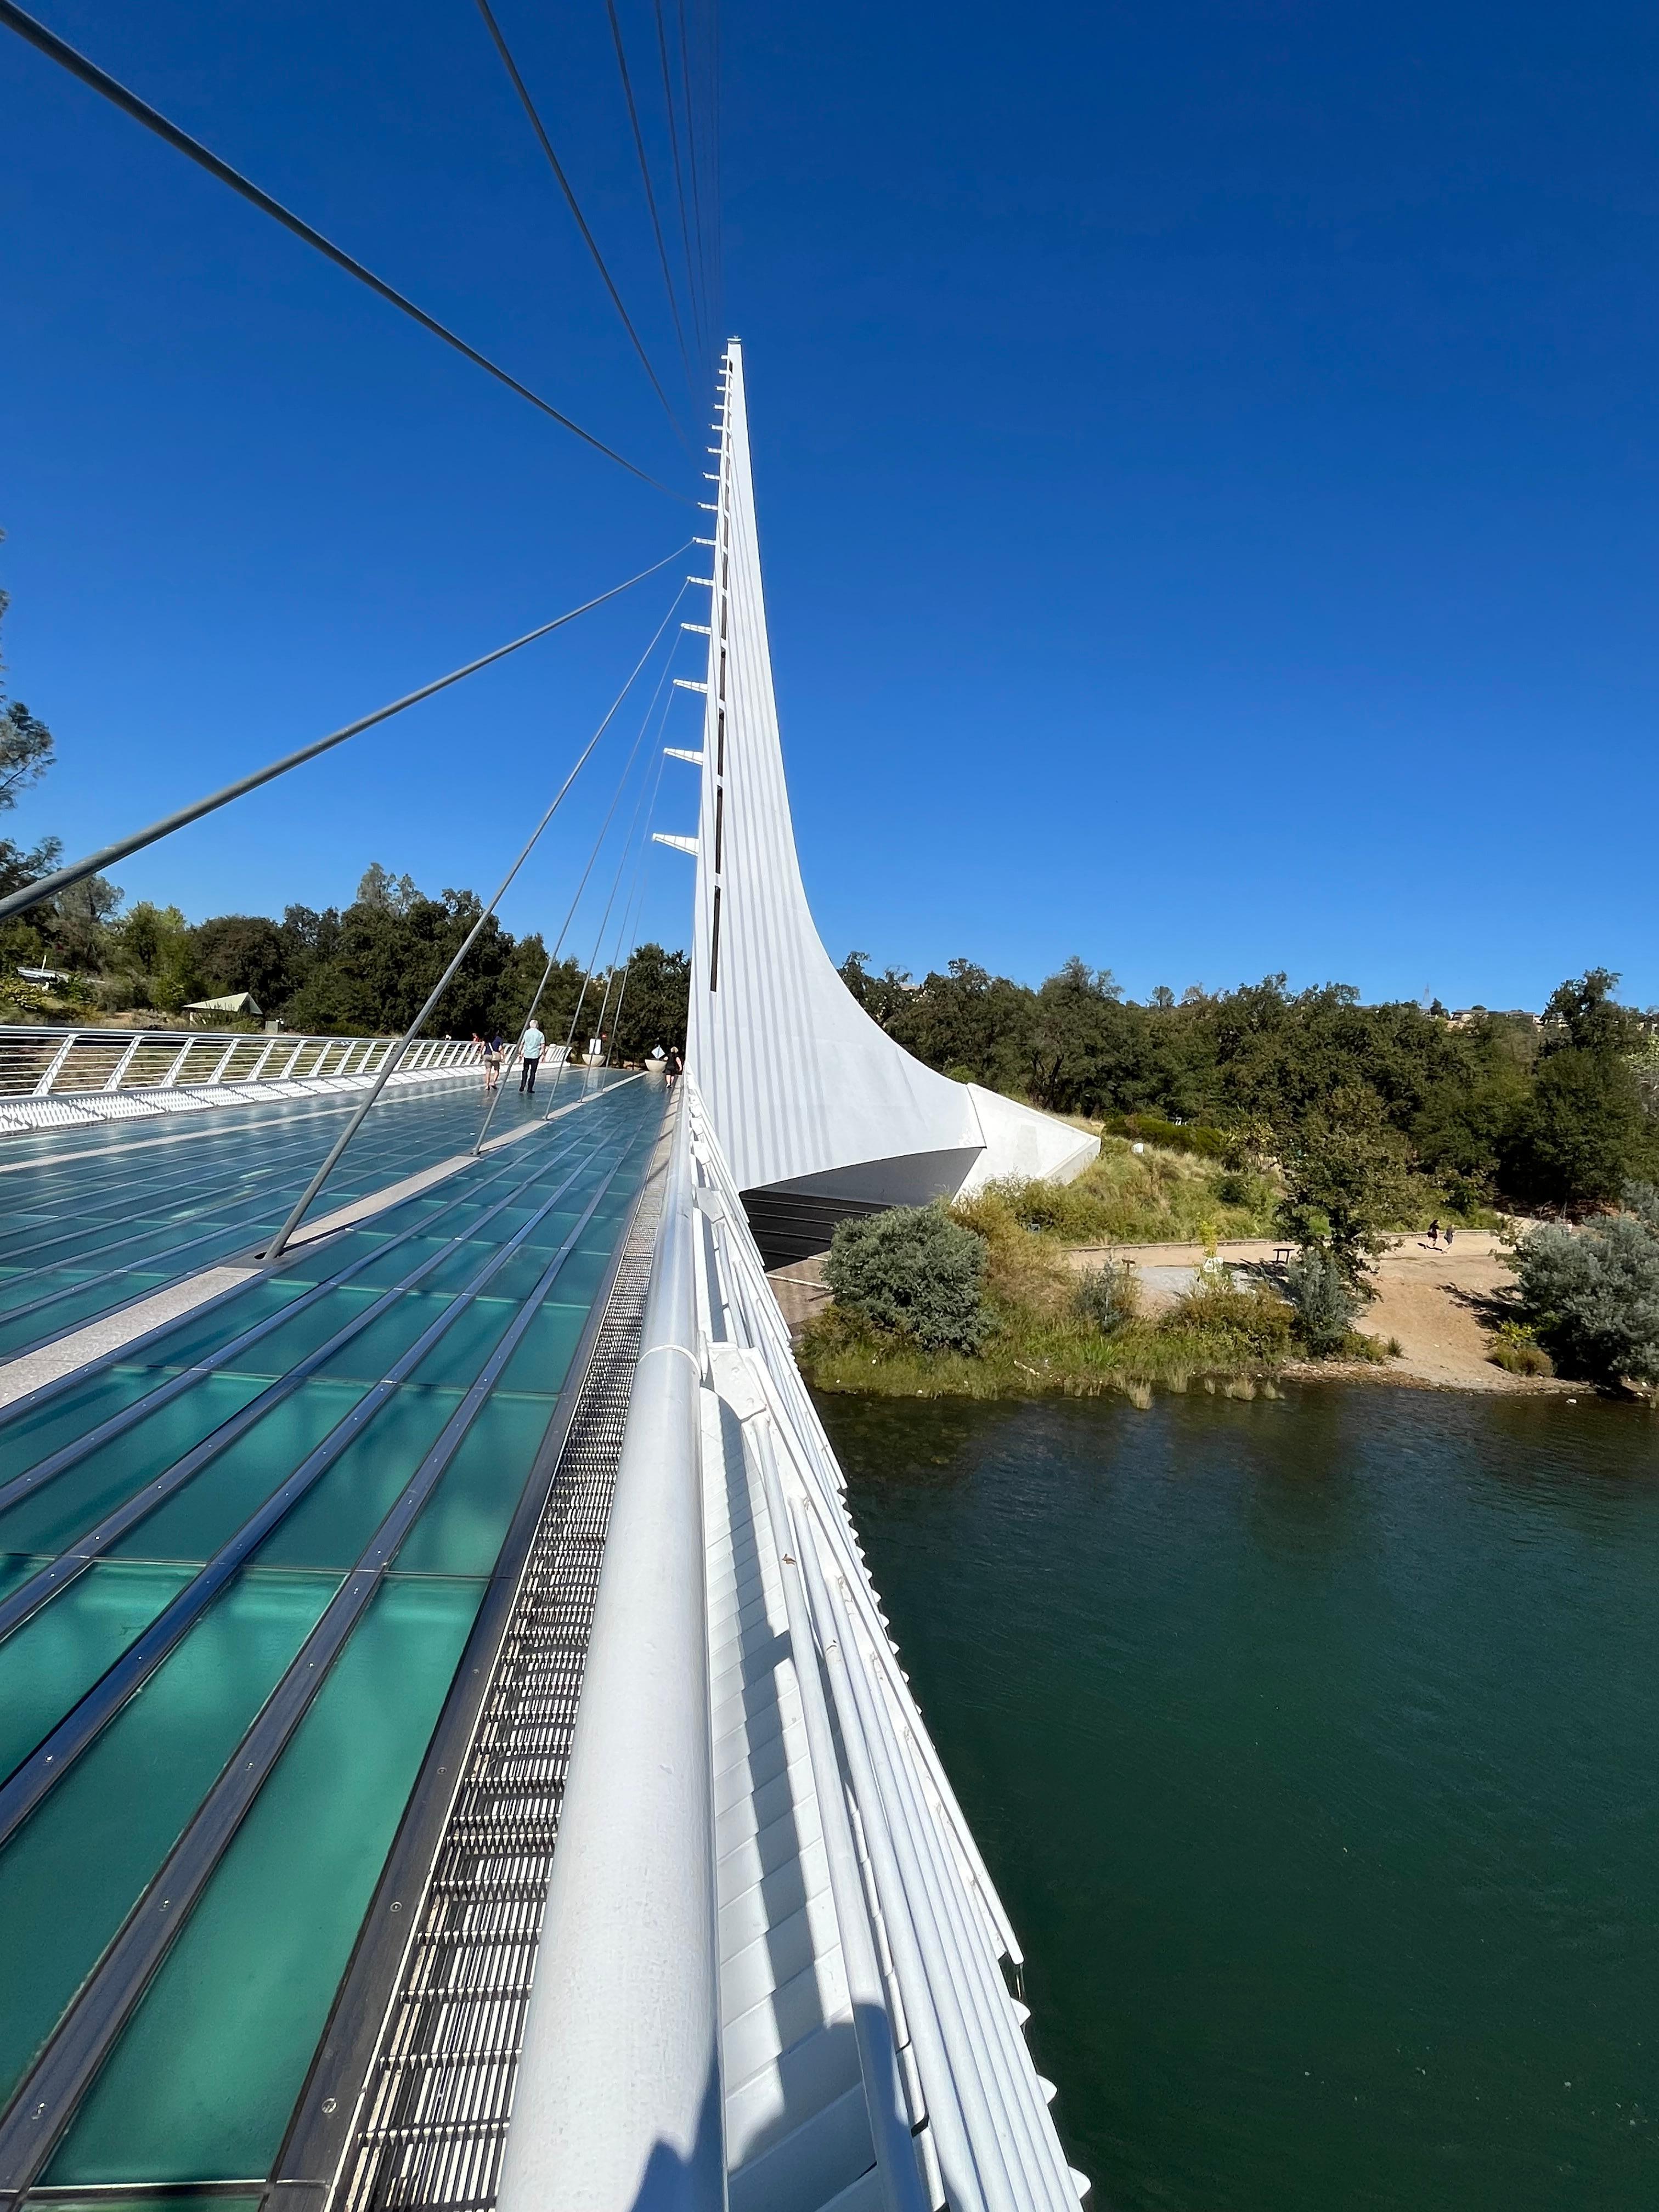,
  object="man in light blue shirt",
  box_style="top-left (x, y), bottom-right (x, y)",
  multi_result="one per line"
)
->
top-left (518, 1018), bottom-right (546, 1095)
